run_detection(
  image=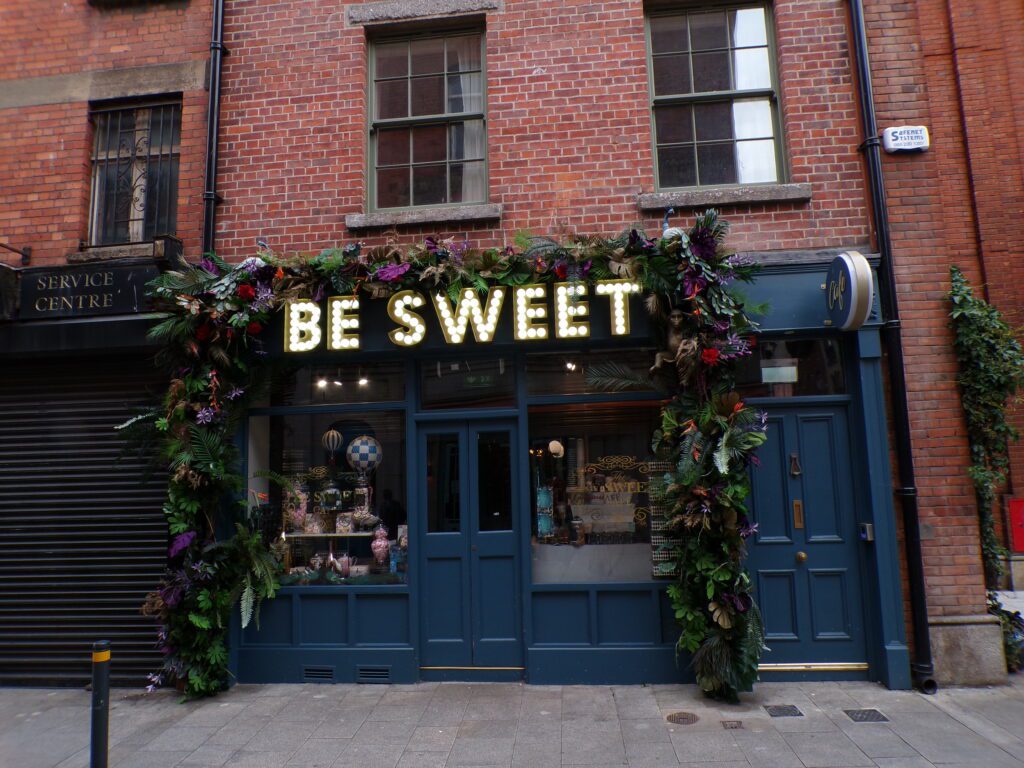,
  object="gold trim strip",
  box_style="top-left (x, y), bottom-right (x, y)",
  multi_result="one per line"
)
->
top-left (92, 650), bottom-right (111, 663)
top-left (419, 666), bottom-right (525, 671)
top-left (759, 662), bottom-right (868, 672)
